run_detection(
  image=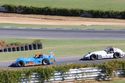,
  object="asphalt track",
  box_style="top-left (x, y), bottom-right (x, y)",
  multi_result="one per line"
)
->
top-left (0, 28), bottom-right (125, 67)
top-left (1, 56), bottom-right (125, 68)
top-left (0, 28), bottom-right (125, 39)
